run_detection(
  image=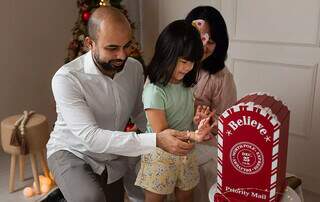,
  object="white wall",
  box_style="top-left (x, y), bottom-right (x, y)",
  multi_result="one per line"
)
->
top-left (0, 0), bottom-right (77, 130)
top-left (123, 0), bottom-right (142, 43)
top-left (158, 0), bottom-right (220, 31)
top-left (140, 0), bottom-right (220, 63)
top-left (137, 0), bottom-right (159, 64)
